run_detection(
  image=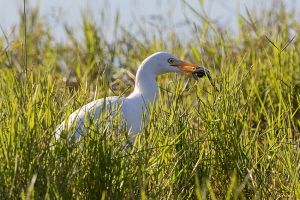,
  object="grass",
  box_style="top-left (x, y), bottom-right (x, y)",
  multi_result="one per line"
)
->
top-left (0, 1), bottom-right (299, 199)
